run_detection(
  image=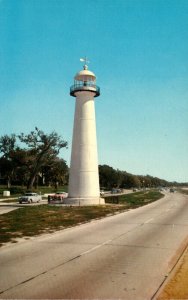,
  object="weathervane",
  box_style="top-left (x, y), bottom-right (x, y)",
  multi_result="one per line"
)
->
top-left (80, 56), bottom-right (90, 70)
